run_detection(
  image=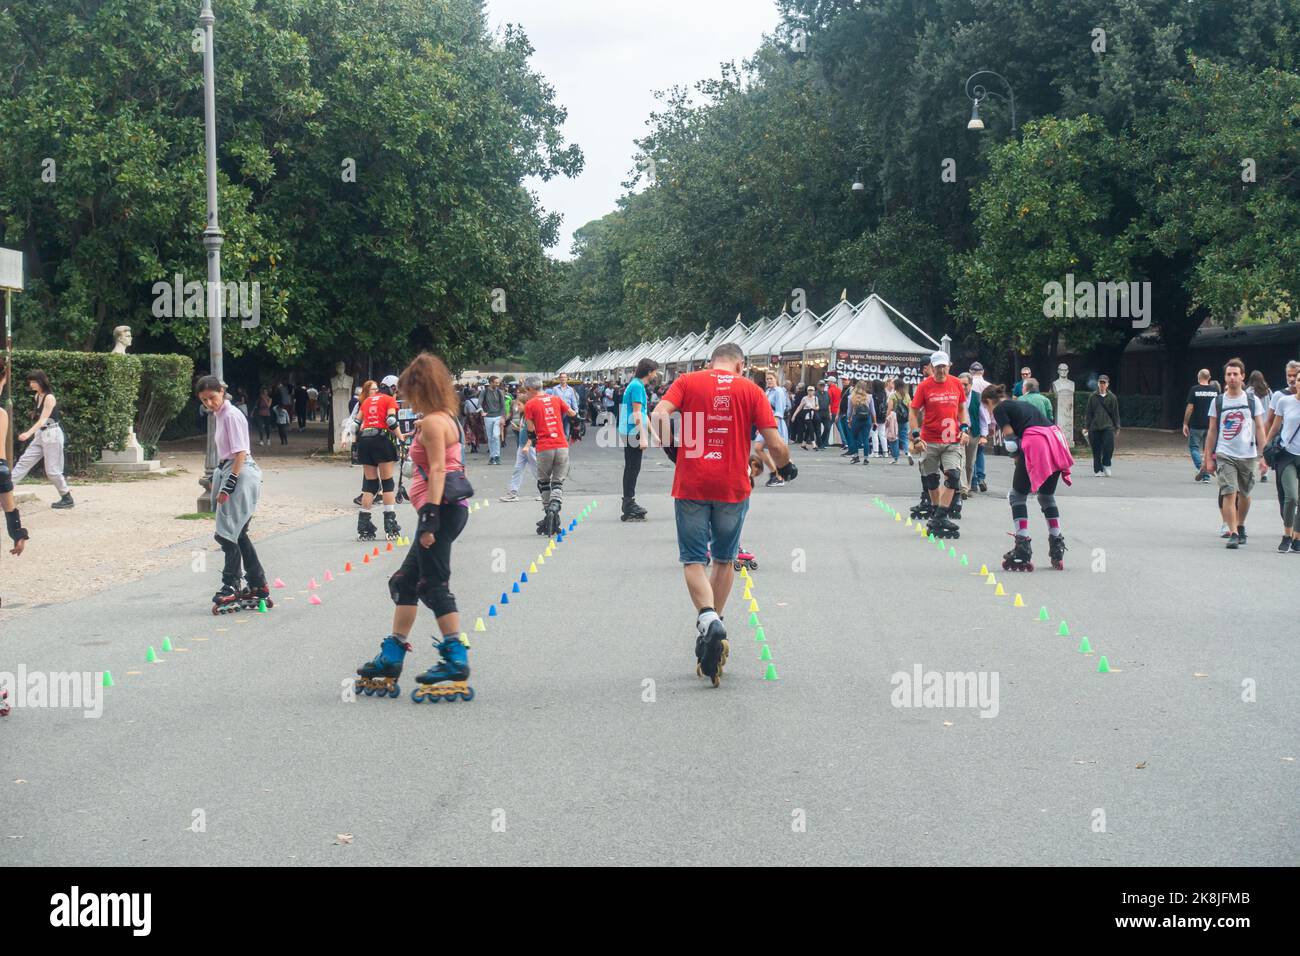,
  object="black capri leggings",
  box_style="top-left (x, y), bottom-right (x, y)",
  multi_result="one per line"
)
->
top-left (387, 503), bottom-right (469, 616)
top-left (1011, 453), bottom-right (1061, 497)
